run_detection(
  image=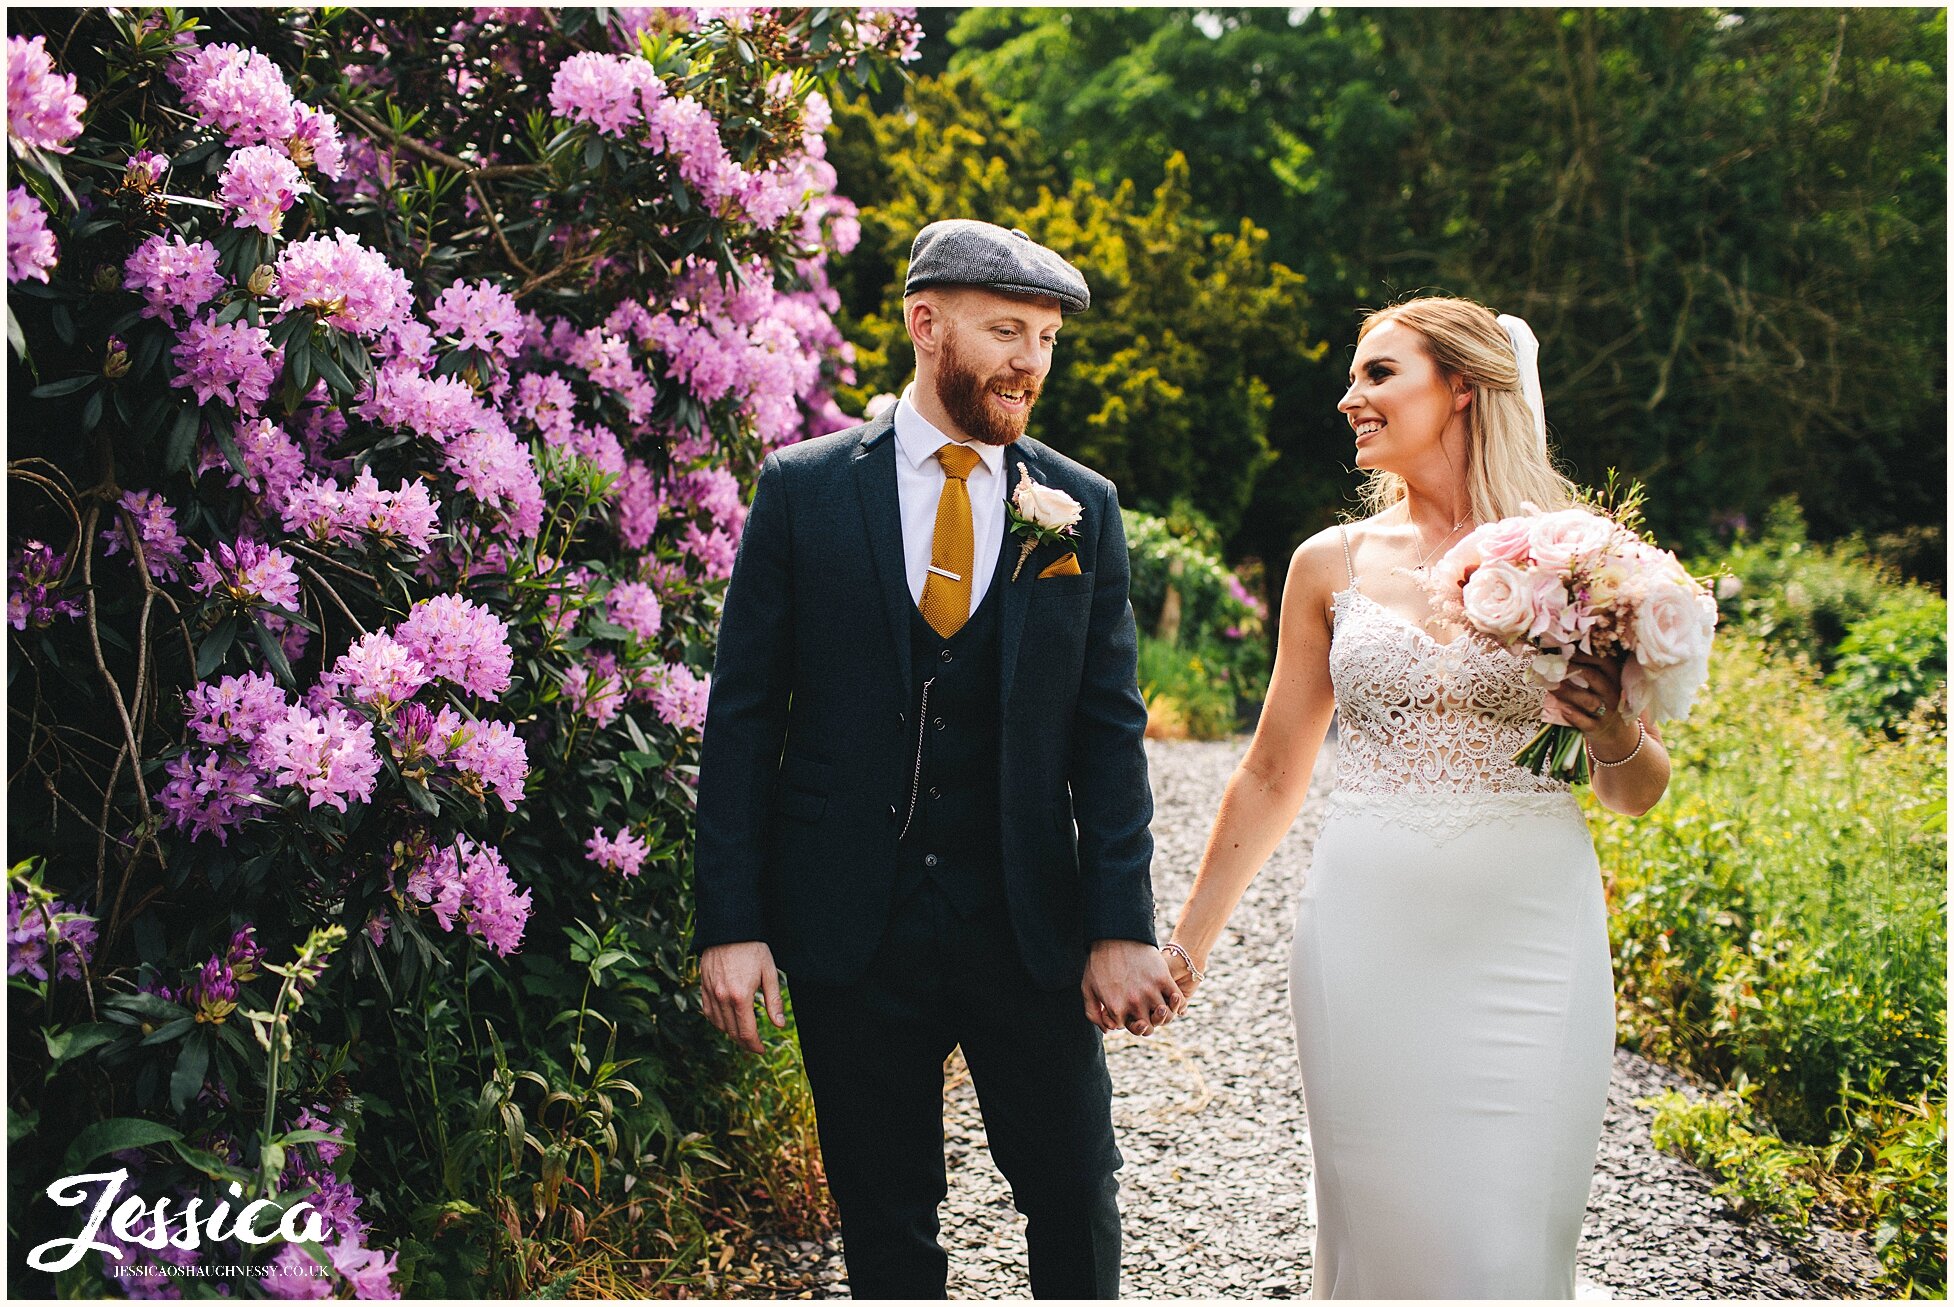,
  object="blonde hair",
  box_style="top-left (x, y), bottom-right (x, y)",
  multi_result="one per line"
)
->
top-left (1353, 295), bottom-right (1577, 522)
